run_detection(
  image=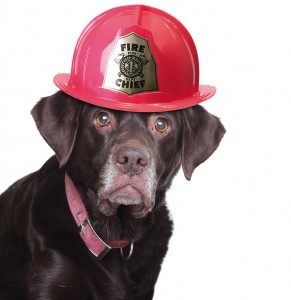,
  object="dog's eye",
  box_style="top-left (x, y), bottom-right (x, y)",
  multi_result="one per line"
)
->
top-left (96, 113), bottom-right (110, 127)
top-left (155, 118), bottom-right (168, 133)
